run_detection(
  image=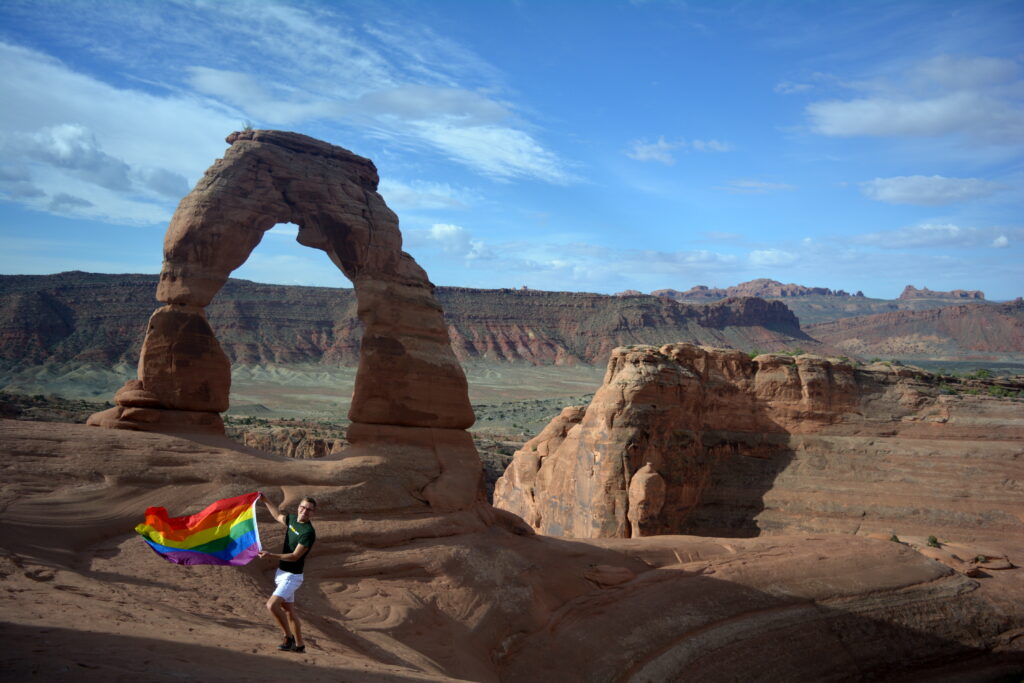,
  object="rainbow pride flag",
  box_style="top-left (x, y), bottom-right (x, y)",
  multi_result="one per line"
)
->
top-left (135, 492), bottom-right (262, 566)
